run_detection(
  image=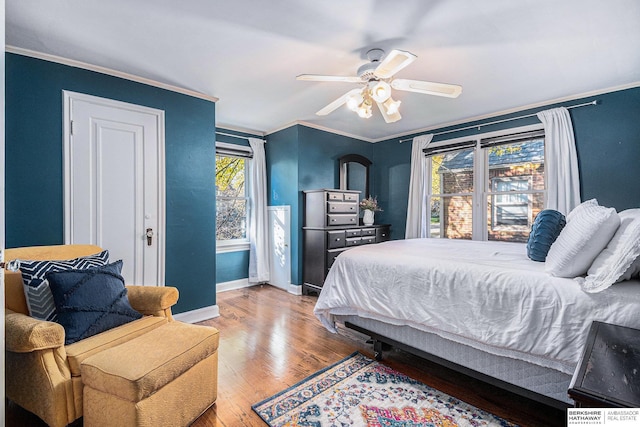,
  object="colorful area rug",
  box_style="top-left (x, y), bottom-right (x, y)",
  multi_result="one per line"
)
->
top-left (252, 352), bottom-right (518, 427)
